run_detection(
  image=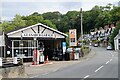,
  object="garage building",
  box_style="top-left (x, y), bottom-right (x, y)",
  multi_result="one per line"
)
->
top-left (4, 23), bottom-right (67, 61)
